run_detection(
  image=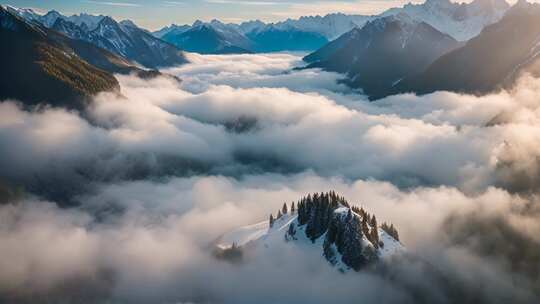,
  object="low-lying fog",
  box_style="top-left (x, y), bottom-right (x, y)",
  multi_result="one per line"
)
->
top-left (1, 53), bottom-right (539, 303)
